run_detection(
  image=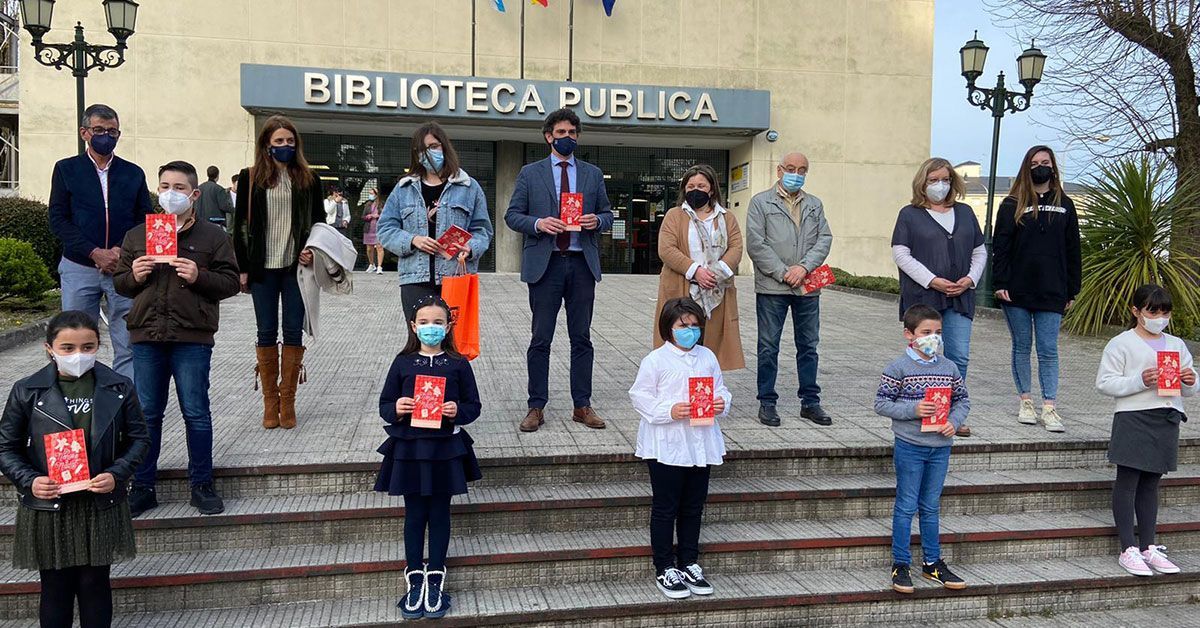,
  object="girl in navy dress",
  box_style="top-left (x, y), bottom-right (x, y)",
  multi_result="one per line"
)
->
top-left (375, 296), bottom-right (482, 620)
